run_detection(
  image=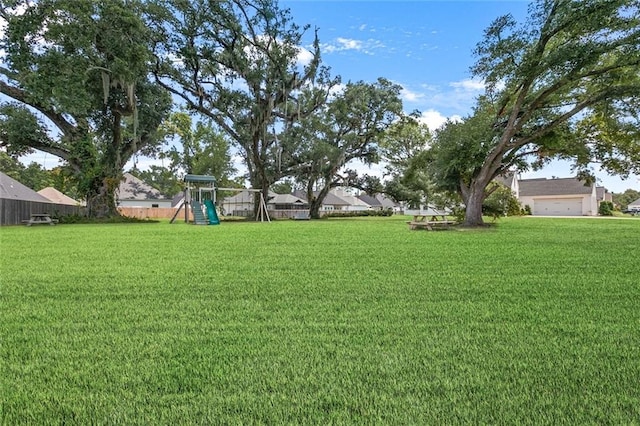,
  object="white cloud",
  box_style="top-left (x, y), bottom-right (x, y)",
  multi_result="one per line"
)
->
top-left (449, 78), bottom-right (485, 91)
top-left (296, 46), bottom-right (314, 67)
top-left (417, 109), bottom-right (462, 132)
top-left (337, 37), bottom-right (363, 50)
top-left (400, 86), bottom-right (425, 103)
top-left (320, 37), bottom-right (384, 55)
